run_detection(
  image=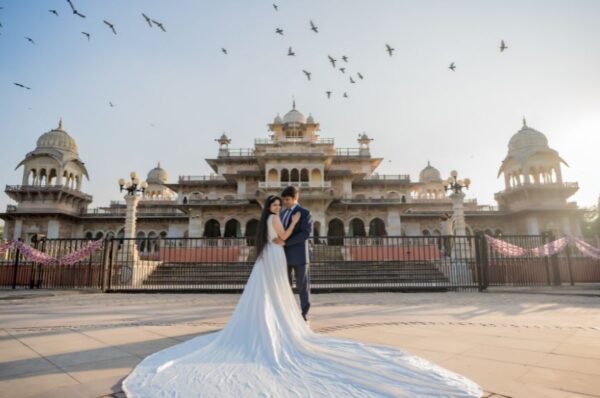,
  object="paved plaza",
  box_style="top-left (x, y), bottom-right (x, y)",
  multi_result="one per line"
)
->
top-left (1, 287), bottom-right (599, 398)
